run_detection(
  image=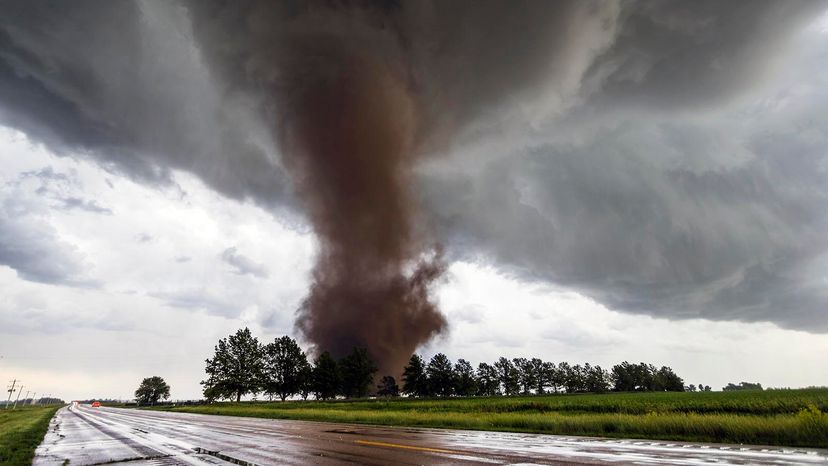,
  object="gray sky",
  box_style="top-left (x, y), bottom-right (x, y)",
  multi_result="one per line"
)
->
top-left (1, 1), bottom-right (828, 400)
